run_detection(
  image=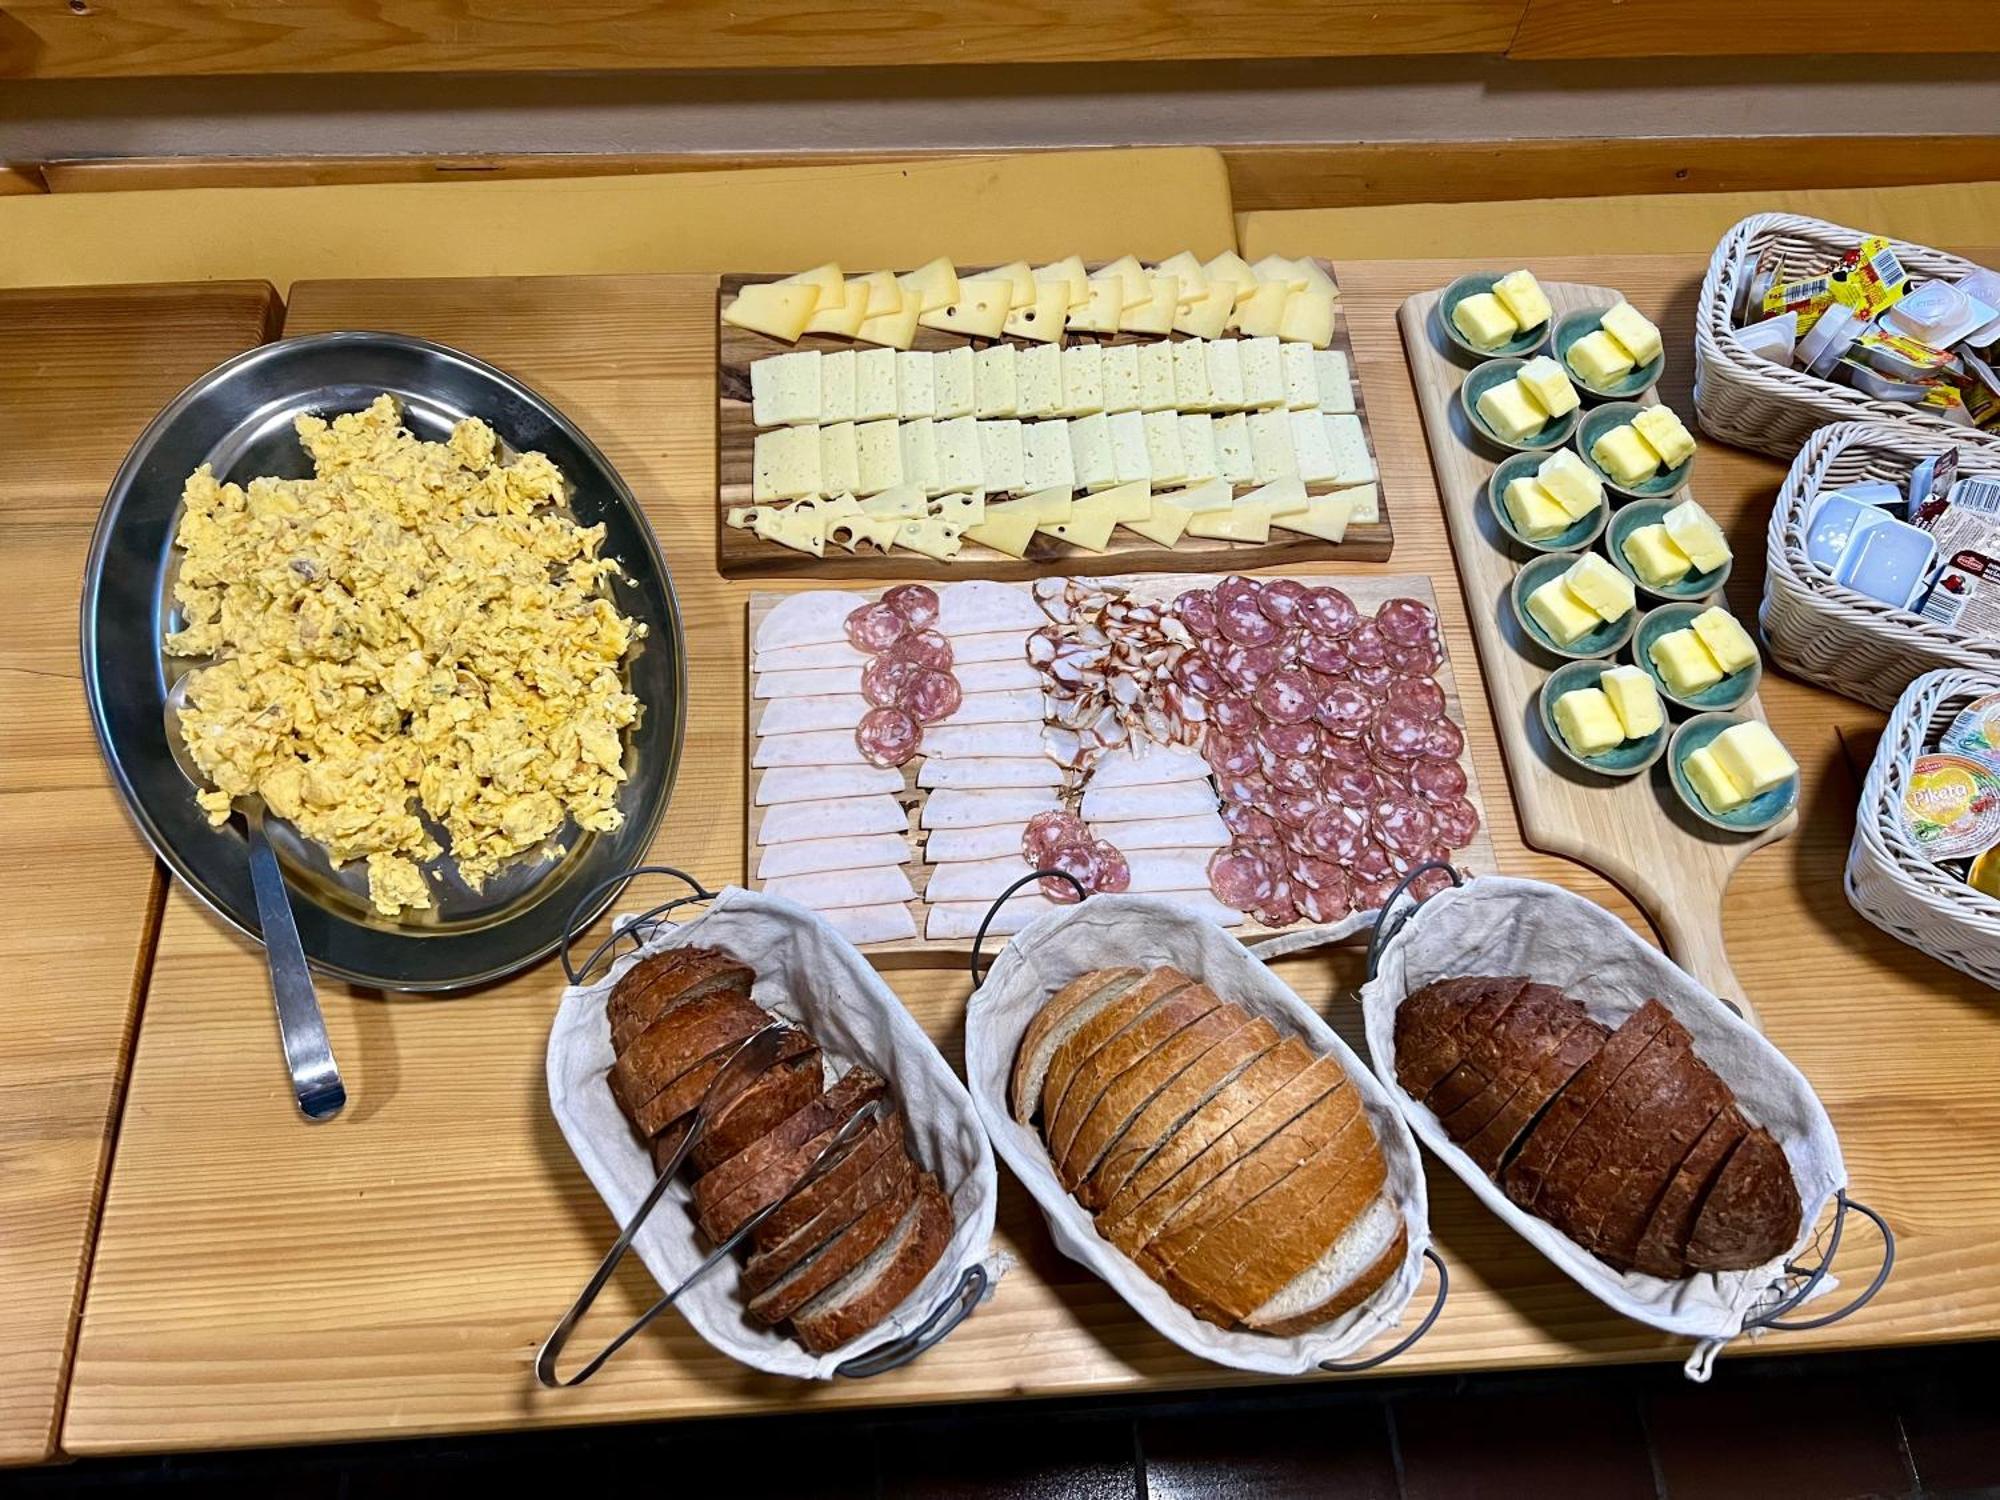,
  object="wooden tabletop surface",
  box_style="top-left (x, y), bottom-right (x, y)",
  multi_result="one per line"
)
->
top-left (0, 282), bottom-right (280, 1465)
top-left (59, 245), bottom-right (2000, 1455)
